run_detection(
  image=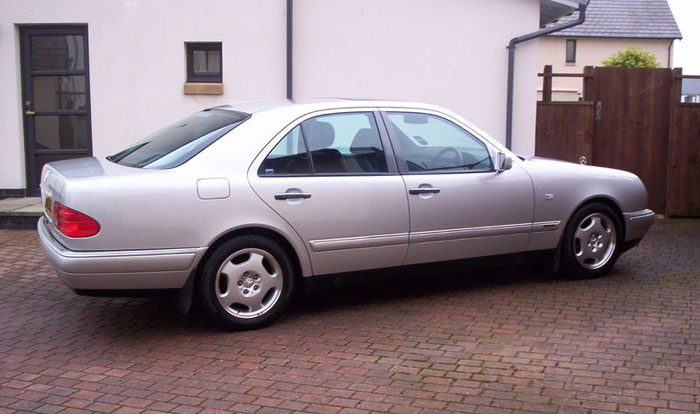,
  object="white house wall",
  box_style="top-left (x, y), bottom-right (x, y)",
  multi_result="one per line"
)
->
top-left (1, 0), bottom-right (541, 190)
top-left (1, 0), bottom-right (286, 189)
top-left (294, 0), bottom-right (540, 156)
